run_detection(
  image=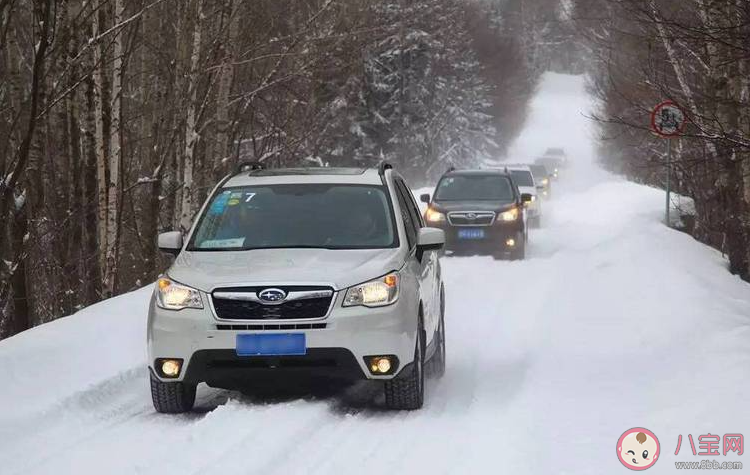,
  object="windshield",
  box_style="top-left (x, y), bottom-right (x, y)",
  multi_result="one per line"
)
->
top-left (434, 175), bottom-right (514, 201)
top-left (529, 165), bottom-right (548, 179)
top-left (510, 170), bottom-right (534, 187)
top-left (189, 184), bottom-right (396, 250)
